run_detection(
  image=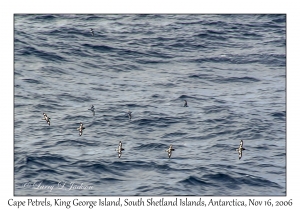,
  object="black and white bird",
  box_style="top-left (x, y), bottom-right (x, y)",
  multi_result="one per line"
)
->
top-left (77, 122), bottom-right (85, 136)
top-left (42, 113), bottom-right (51, 126)
top-left (165, 144), bottom-right (175, 158)
top-left (88, 105), bottom-right (95, 116)
top-left (183, 100), bottom-right (188, 107)
top-left (90, 28), bottom-right (94, 36)
top-left (116, 141), bottom-right (125, 158)
top-left (127, 110), bottom-right (132, 120)
top-left (236, 140), bottom-right (246, 160)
